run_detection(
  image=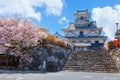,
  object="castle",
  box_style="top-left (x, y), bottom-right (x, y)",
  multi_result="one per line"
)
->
top-left (55, 10), bottom-right (107, 50)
